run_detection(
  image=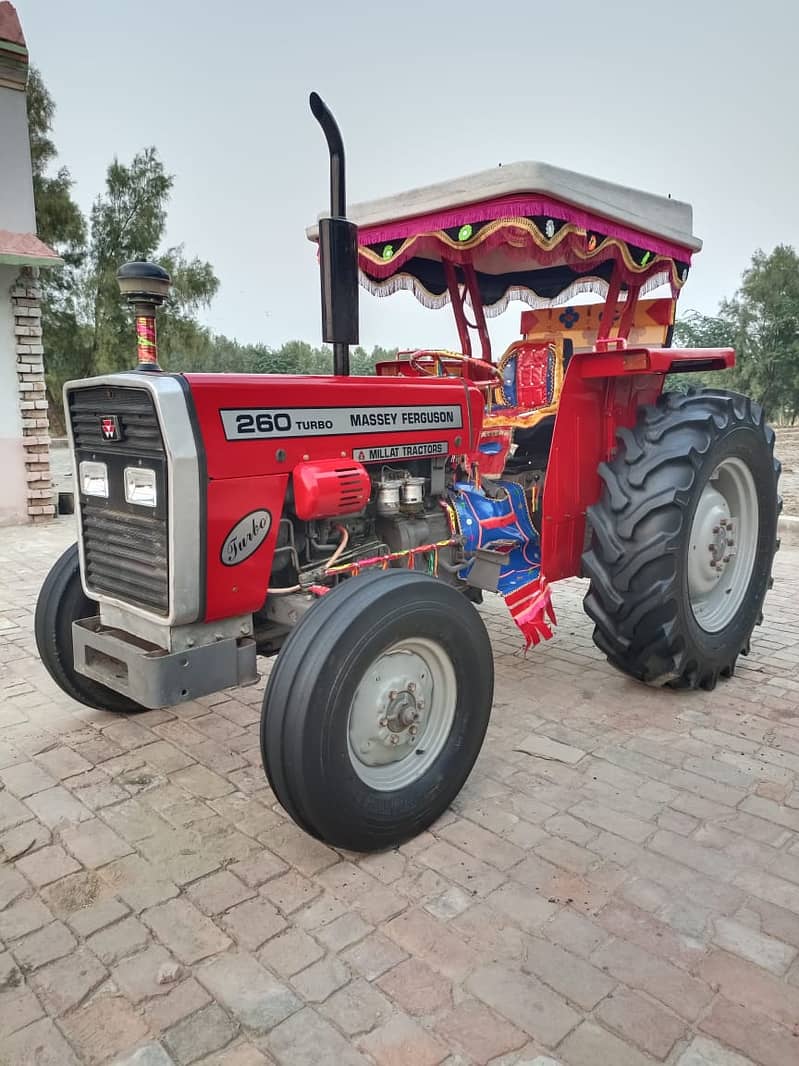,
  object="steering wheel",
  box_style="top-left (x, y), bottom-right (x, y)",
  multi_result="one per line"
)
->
top-left (408, 350), bottom-right (504, 388)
